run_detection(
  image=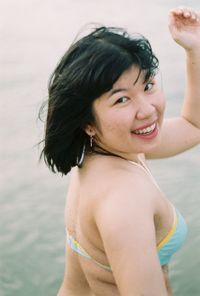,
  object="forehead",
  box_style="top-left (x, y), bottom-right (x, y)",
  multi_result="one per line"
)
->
top-left (111, 65), bottom-right (142, 89)
top-left (93, 66), bottom-right (144, 109)
top-left (93, 65), bottom-right (149, 109)
top-left (104, 65), bottom-right (147, 100)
